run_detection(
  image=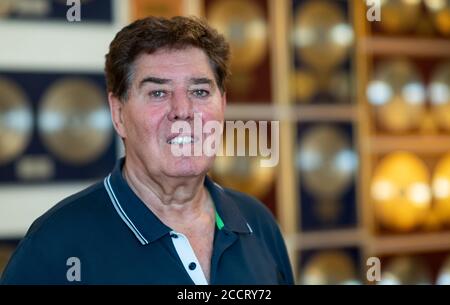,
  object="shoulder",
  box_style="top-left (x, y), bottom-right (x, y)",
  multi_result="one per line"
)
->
top-left (25, 180), bottom-right (110, 239)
